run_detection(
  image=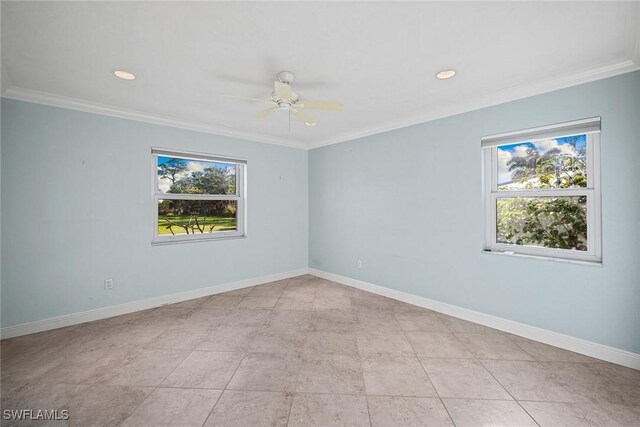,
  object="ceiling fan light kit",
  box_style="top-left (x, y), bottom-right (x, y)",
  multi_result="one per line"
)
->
top-left (225, 71), bottom-right (343, 128)
top-left (113, 70), bottom-right (136, 80)
top-left (436, 69), bottom-right (456, 80)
